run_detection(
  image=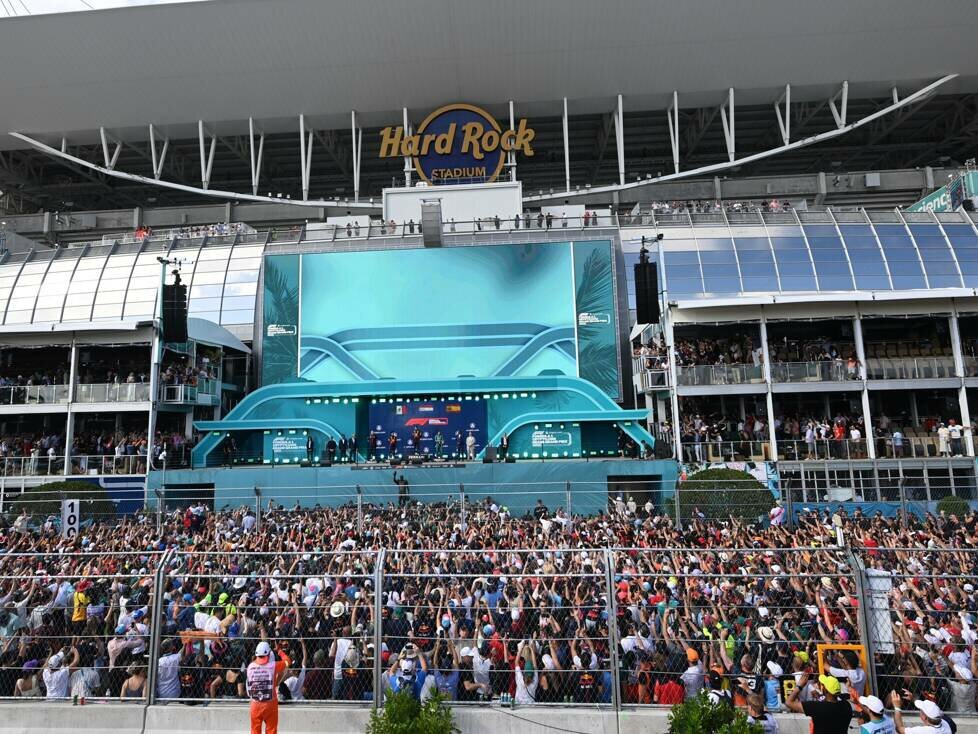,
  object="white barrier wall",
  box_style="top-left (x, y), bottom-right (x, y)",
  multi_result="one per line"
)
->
top-left (9, 705), bottom-right (978, 734)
